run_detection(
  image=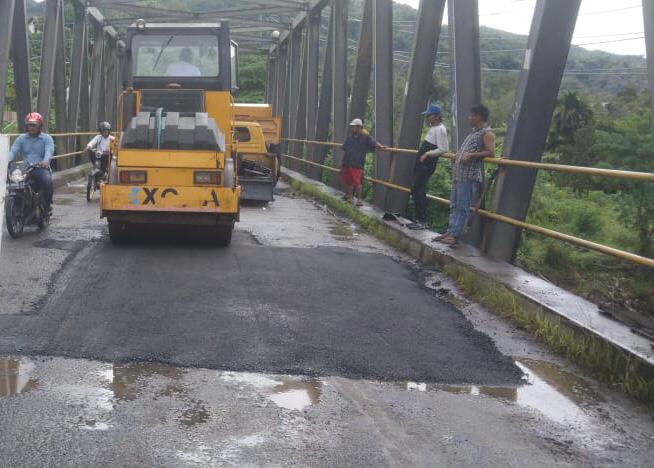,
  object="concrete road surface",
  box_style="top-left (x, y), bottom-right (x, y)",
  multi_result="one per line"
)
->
top-left (0, 181), bottom-right (652, 467)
